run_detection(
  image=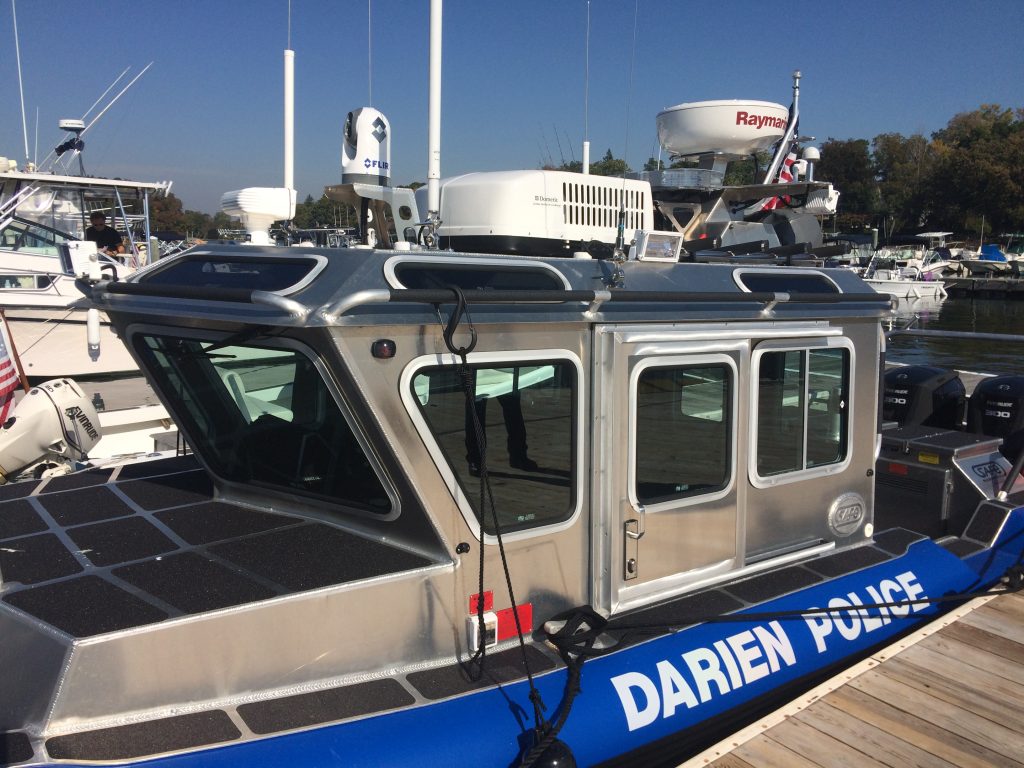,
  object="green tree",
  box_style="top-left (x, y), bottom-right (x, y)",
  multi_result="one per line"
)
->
top-left (816, 139), bottom-right (878, 226)
top-left (872, 132), bottom-right (933, 233)
top-left (149, 192), bottom-right (186, 231)
top-left (589, 149), bottom-right (630, 177)
top-left (925, 105), bottom-right (1024, 234)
